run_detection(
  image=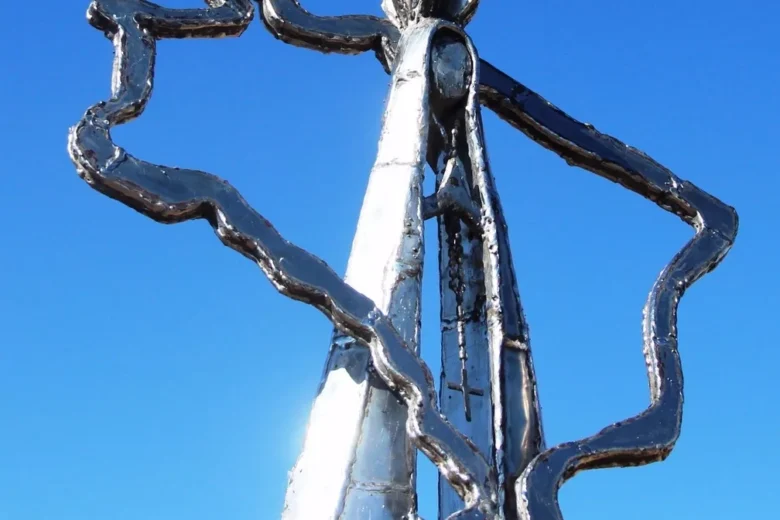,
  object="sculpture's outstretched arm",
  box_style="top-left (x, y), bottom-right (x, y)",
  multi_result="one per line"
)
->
top-left (68, 2), bottom-right (495, 517)
top-left (259, 0), bottom-right (399, 66)
top-left (478, 61), bottom-right (736, 230)
top-left (476, 62), bottom-right (738, 519)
